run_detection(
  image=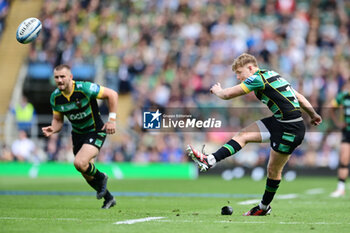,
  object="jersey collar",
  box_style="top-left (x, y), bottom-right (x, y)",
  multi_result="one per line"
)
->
top-left (61, 80), bottom-right (75, 102)
top-left (255, 69), bottom-right (266, 74)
